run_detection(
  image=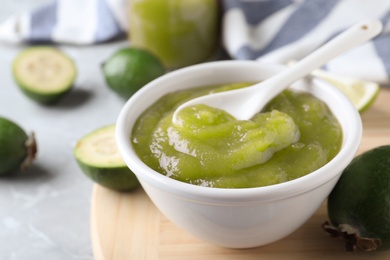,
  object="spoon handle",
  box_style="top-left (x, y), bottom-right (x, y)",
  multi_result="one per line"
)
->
top-left (240, 20), bottom-right (382, 119)
top-left (173, 19), bottom-right (383, 122)
top-left (253, 19), bottom-right (383, 109)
